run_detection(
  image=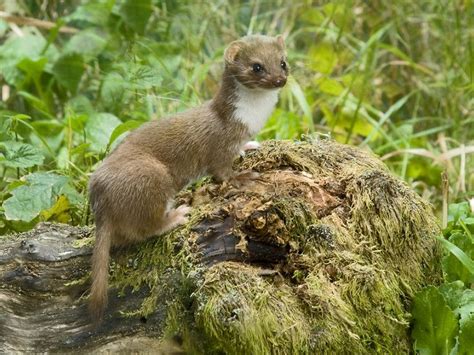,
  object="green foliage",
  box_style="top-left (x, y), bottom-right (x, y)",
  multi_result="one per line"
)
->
top-left (442, 202), bottom-right (474, 284)
top-left (3, 172), bottom-right (81, 222)
top-left (411, 203), bottom-right (474, 354)
top-left (0, 1), bottom-right (472, 234)
top-left (0, 141), bottom-right (44, 168)
top-left (411, 286), bottom-right (458, 355)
